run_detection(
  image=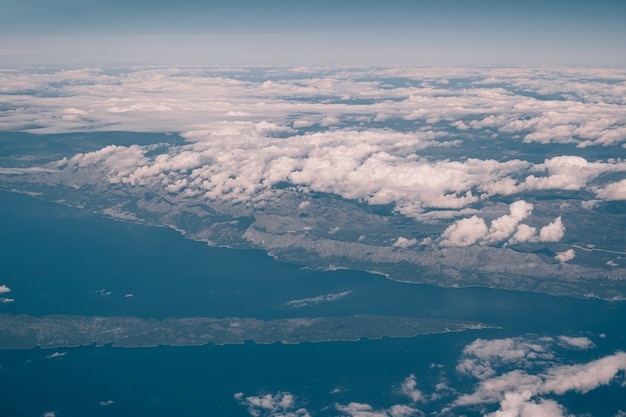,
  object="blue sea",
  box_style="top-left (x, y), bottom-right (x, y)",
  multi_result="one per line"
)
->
top-left (1, 191), bottom-right (625, 416)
